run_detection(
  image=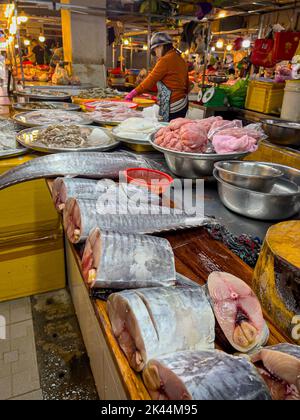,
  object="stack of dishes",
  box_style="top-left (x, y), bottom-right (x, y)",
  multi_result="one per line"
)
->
top-left (214, 161), bottom-right (300, 220)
